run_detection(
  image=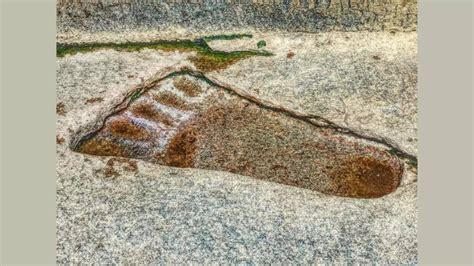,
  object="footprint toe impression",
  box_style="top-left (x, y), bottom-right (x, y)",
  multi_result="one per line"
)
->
top-left (75, 74), bottom-right (403, 198)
